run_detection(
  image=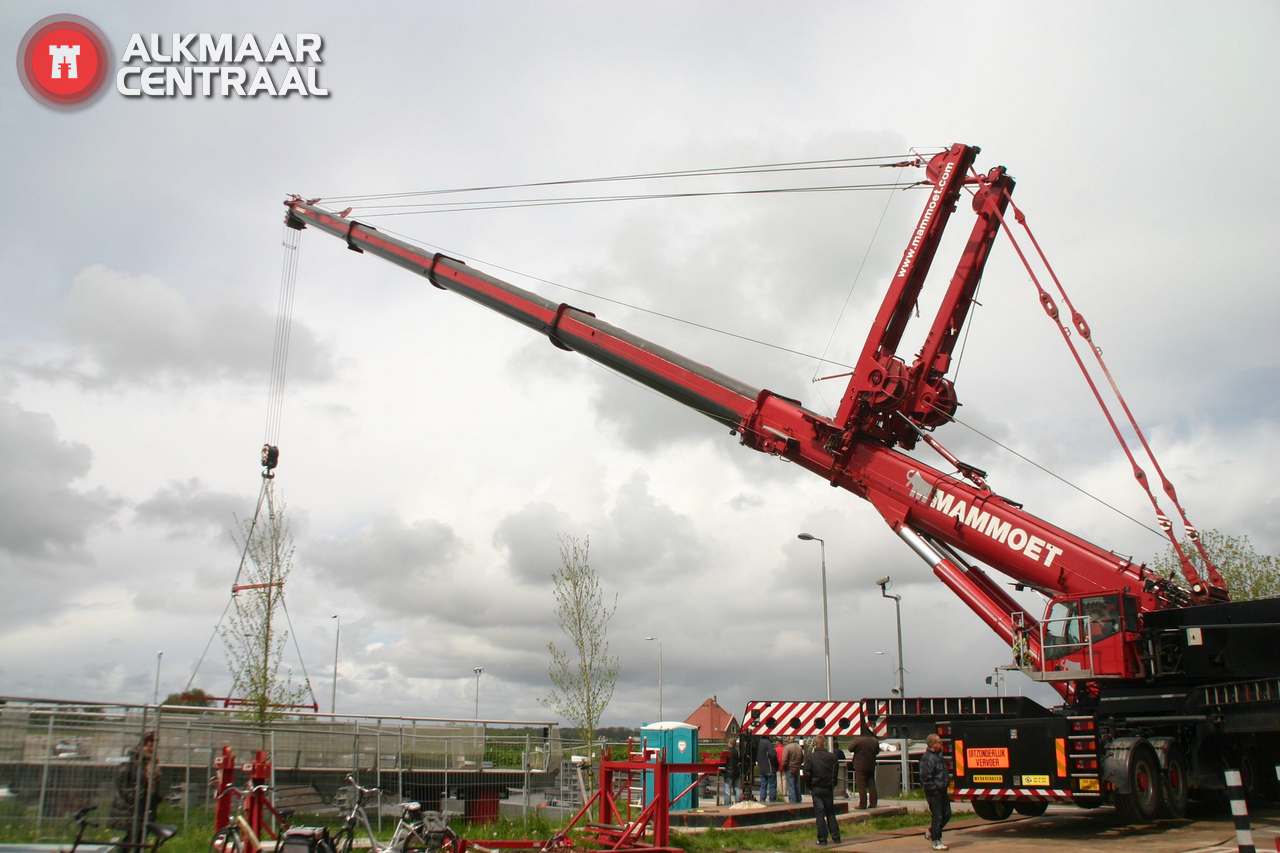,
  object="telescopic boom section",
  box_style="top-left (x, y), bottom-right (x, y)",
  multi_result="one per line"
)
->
top-left (285, 160), bottom-right (1170, 696)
